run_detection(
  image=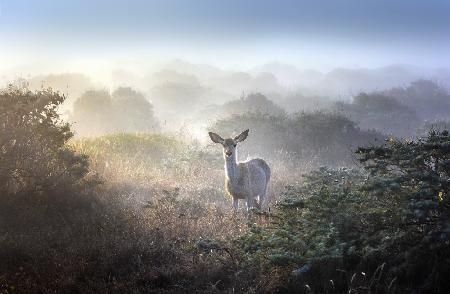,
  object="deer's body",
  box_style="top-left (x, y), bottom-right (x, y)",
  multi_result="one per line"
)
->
top-left (209, 130), bottom-right (271, 210)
